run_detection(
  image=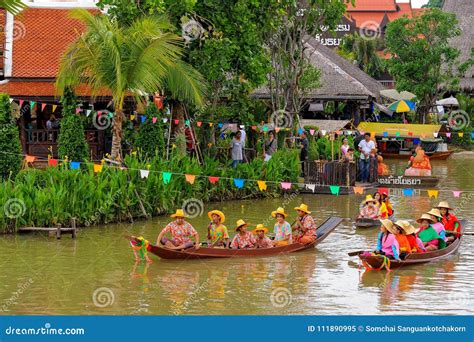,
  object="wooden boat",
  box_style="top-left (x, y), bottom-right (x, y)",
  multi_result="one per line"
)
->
top-left (148, 216), bottom-right (343, 260)
top-left (355, 218), bottom-right (381, 229)
top-left (381, 151), bottom-right (453, 160)
top-left (353, 224), bottom-right (465, 269)
top-left (377, 175), bottom-right (439, 188)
